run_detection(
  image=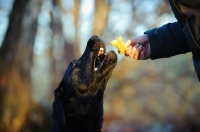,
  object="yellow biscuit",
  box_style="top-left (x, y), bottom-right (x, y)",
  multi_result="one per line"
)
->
top-left (110, 36), bottom-right (128, 54)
